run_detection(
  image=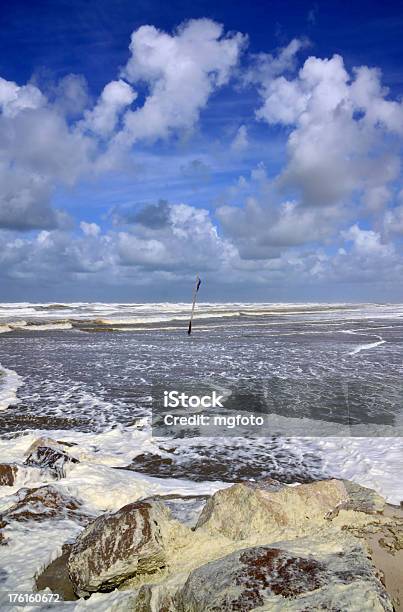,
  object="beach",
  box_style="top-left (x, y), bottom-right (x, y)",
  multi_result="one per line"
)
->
top-left (0, 302), bottom-right (402, 609)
